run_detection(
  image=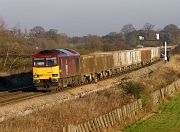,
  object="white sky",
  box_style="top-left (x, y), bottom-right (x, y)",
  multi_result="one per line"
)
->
top-left (0, 0), bottom-right (179, 36)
